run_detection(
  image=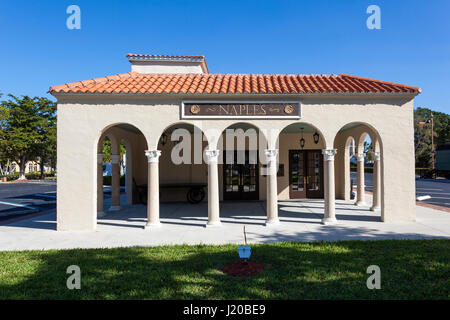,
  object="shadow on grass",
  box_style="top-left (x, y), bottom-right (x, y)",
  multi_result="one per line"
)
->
top-left (0, 240), bottom-right (448, 299)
